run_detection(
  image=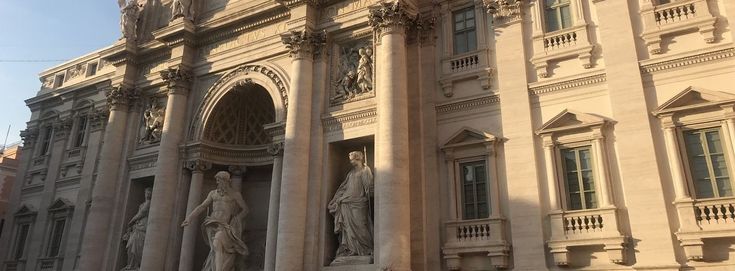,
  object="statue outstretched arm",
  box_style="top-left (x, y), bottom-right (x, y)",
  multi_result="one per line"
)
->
top-left (128, 202), bottom-right (149, 225)
top-left (181, 191), bottom-right (213, 227)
